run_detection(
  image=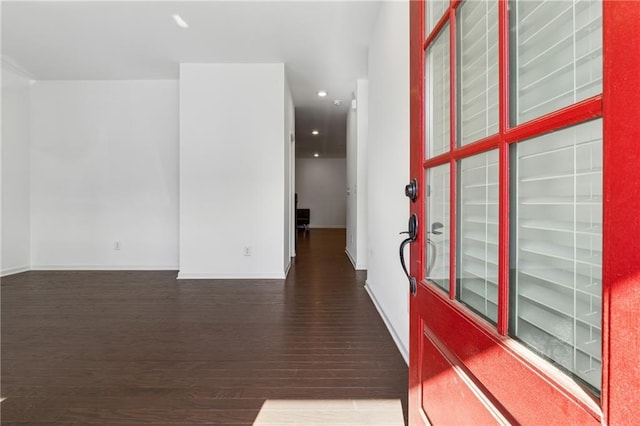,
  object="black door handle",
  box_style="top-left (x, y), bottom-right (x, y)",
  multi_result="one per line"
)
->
top-left (399, 214), bottom-right (418, 295)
